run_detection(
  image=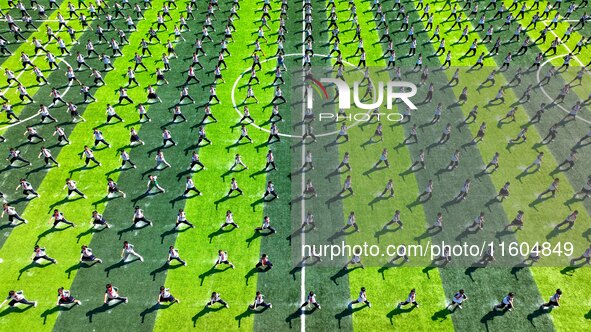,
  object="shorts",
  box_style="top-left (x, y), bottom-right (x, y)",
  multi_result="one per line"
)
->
top-left (160, 295), bottom-right (176, 302)
top-left (81, 255), bottom-right (97, 261)
top-left (59, 296), bottom-right (76, 304)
